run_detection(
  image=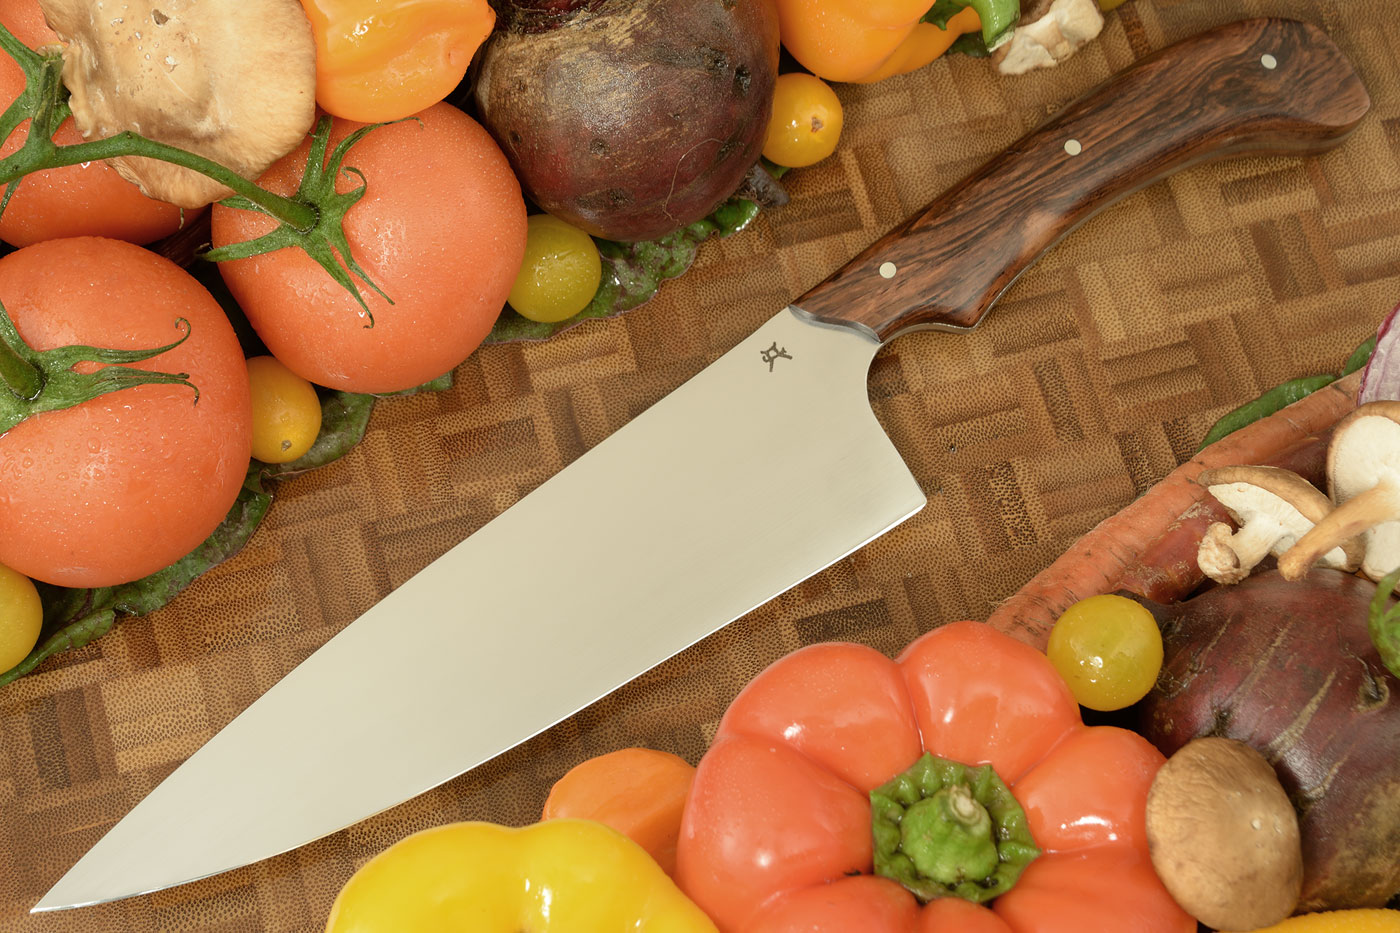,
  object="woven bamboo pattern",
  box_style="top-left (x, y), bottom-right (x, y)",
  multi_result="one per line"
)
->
top-left (2, 1), bottom-right (1396, 929)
